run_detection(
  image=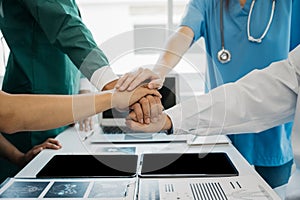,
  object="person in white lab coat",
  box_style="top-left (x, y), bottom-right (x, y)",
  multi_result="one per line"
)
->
top-left (126, 45), bottom-right (300, 199)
